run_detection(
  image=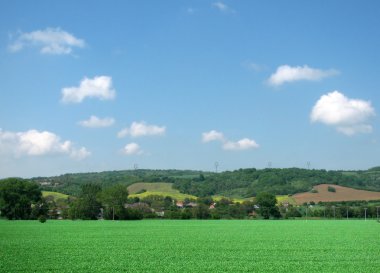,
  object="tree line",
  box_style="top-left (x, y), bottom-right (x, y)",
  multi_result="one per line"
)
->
top-left (1, 178), bottom-right (379, 221)
top-left (33, 167), bottom-right (380, 199)
top-left (1, 178), bottom-right (281, 220)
